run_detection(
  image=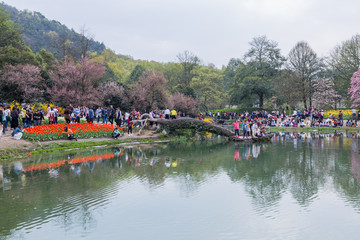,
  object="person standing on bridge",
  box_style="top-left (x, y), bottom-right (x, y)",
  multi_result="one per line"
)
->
top-left (232, 120), bottom-right (241, 138)
top-left (170, 109), bottom-right (177, 120)
top-left (242, 120), bottom-right (249, 138)
top-left (164, 108), bottom-right (170, 119)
